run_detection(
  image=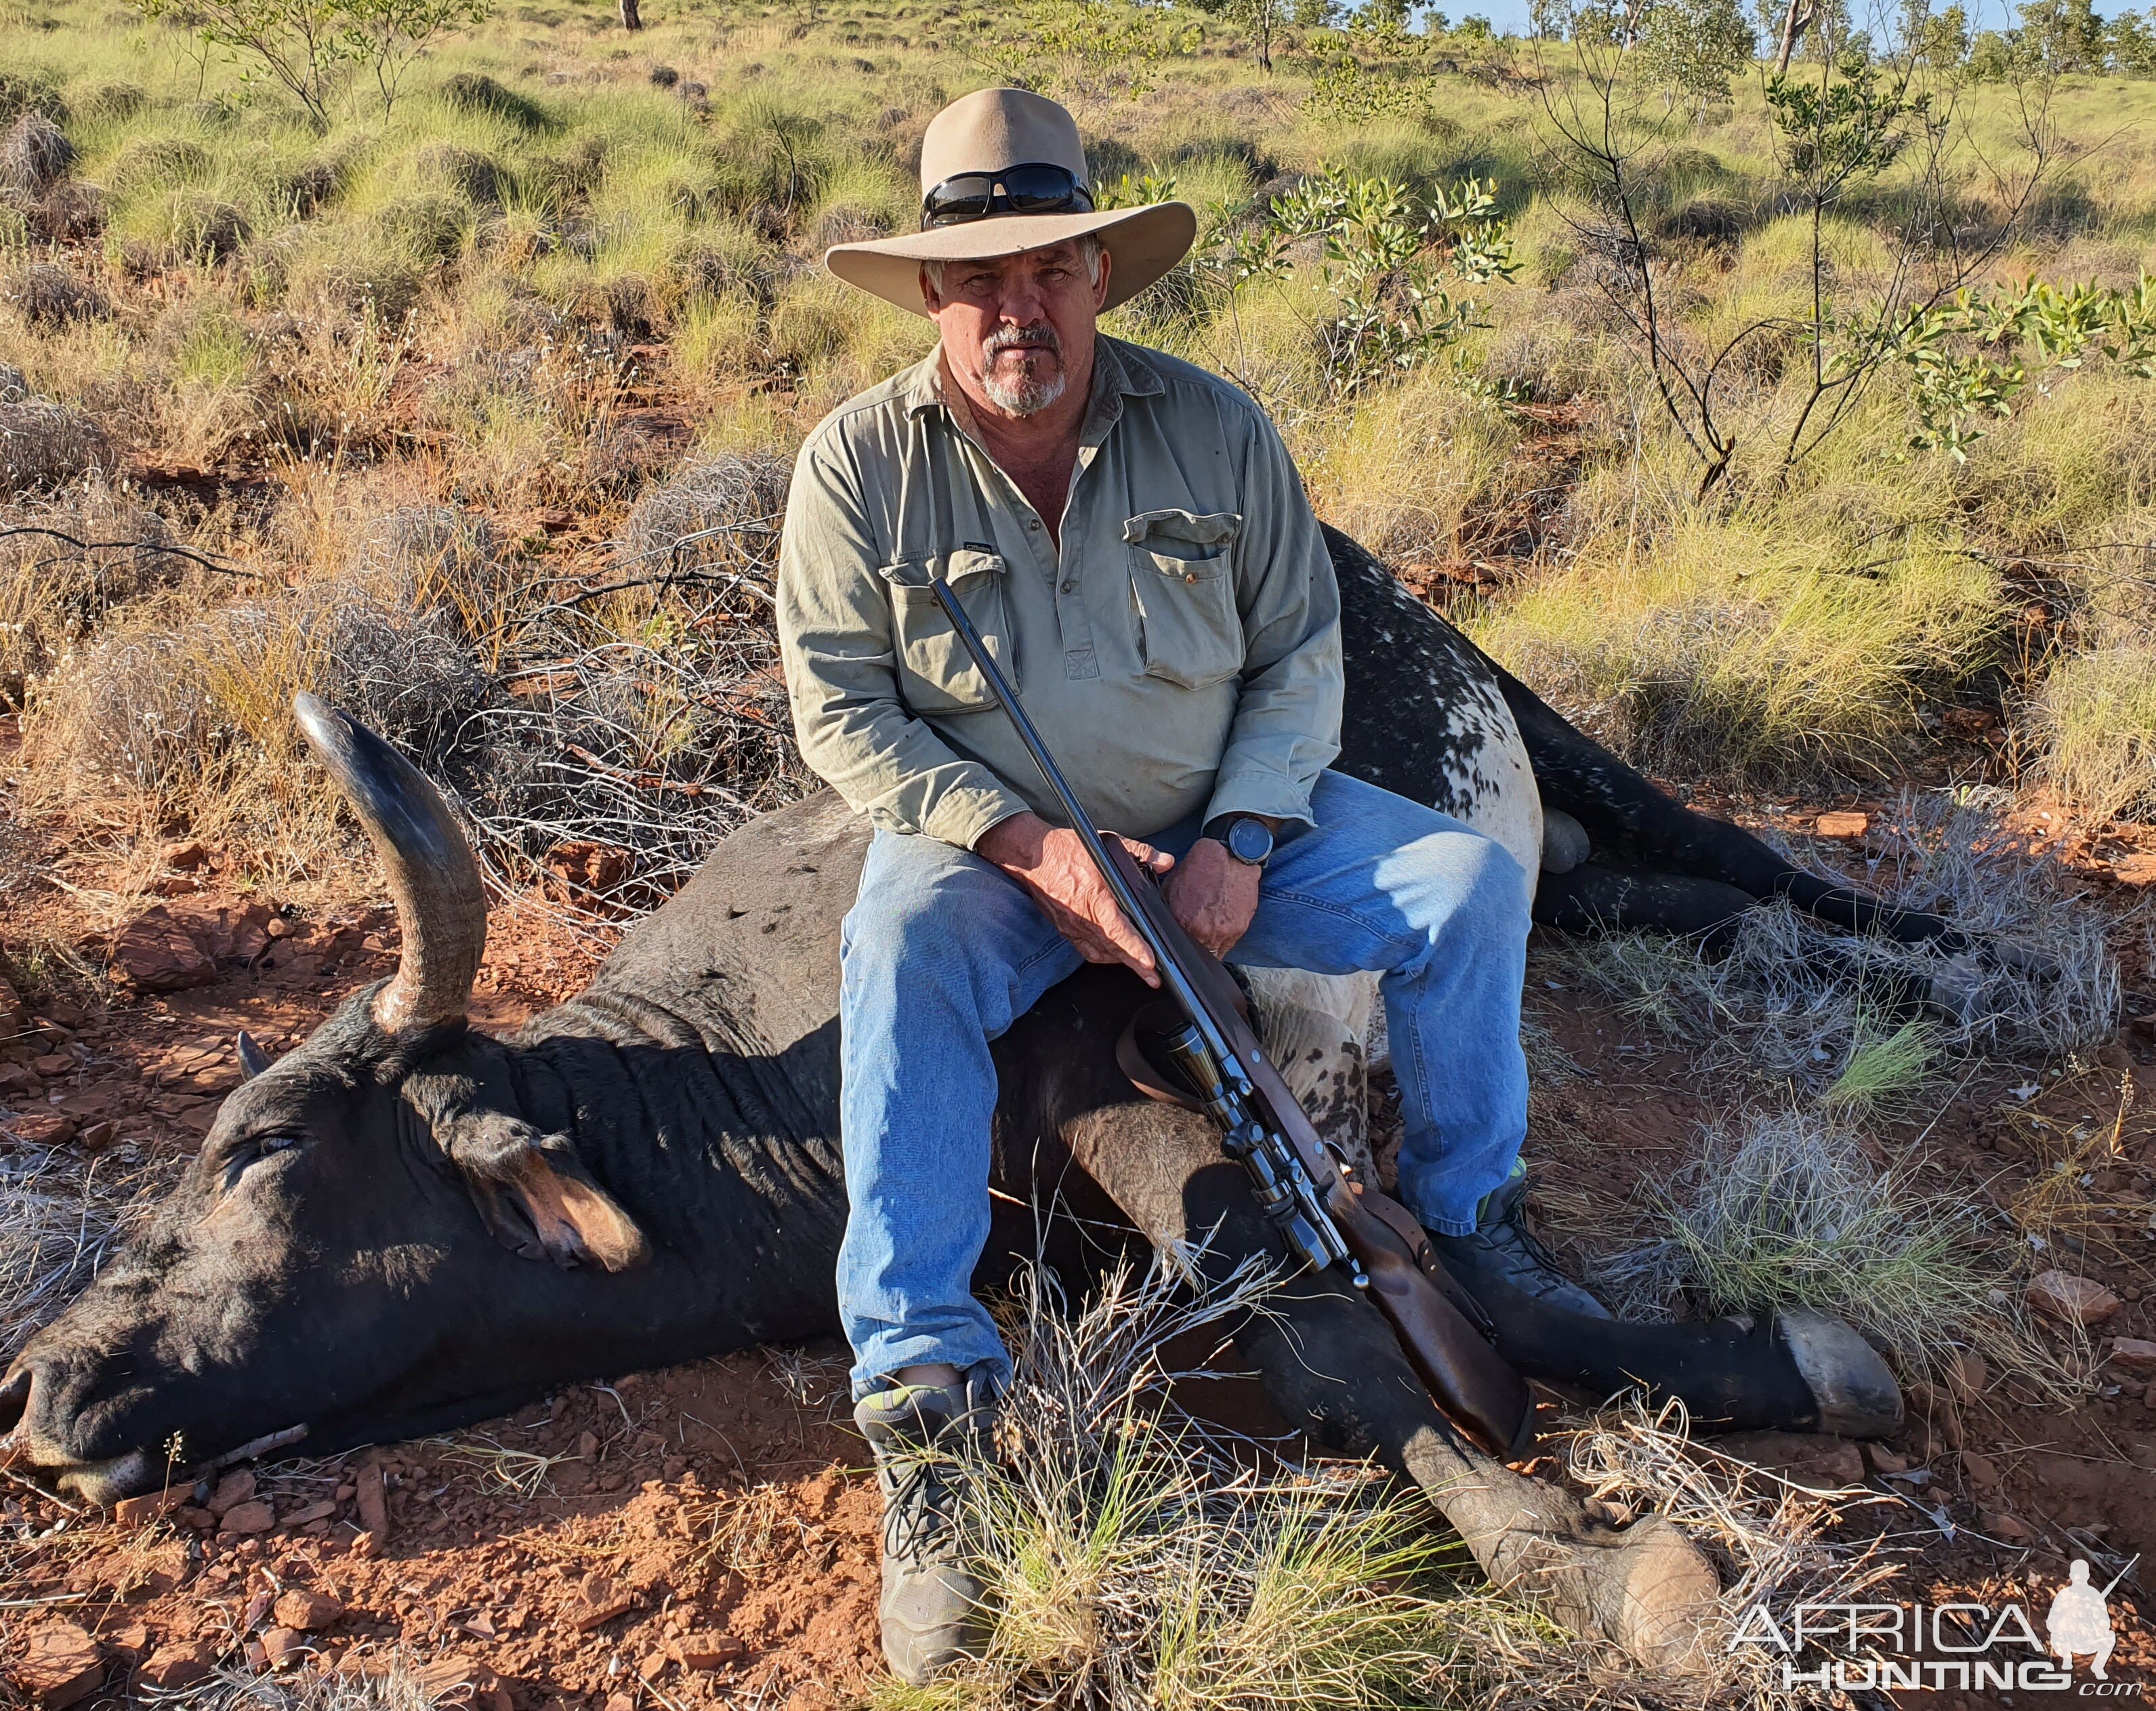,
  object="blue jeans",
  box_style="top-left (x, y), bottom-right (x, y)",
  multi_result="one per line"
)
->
top-left (835, 768), bottom-right (1532, 1397)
